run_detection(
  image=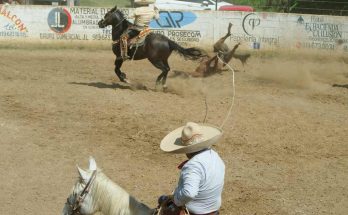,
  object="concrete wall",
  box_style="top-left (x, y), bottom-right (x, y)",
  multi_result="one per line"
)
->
top-left (0, 5), bottom-right (347, 53)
